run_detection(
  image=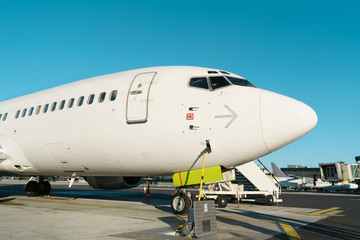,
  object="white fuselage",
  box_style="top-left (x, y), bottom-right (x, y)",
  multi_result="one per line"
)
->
top-left (274, 176), bottom-right (358, 190)
top-left (0, 66), bottom-right (317, 177)
top-left (274, 176), bottom-right (330, 189)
